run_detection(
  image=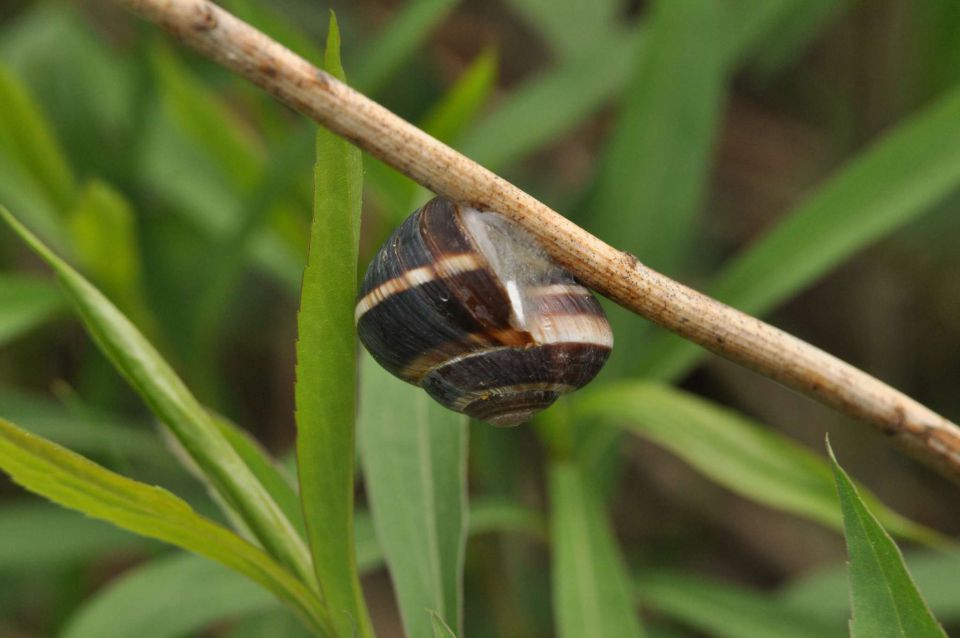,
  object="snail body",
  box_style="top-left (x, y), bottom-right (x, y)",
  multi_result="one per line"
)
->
top-left (356, 197), bottom-right (612, 426)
